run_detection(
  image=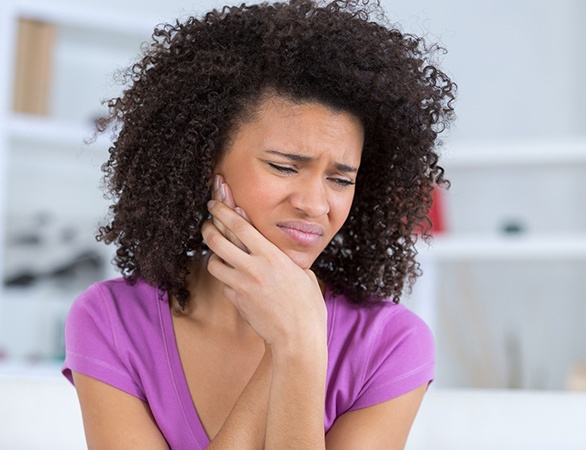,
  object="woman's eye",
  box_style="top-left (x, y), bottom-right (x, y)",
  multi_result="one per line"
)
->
top-left (330, 177), bottom-right (355, 187)
top-left (268, 163), bottom-right (296, 173)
